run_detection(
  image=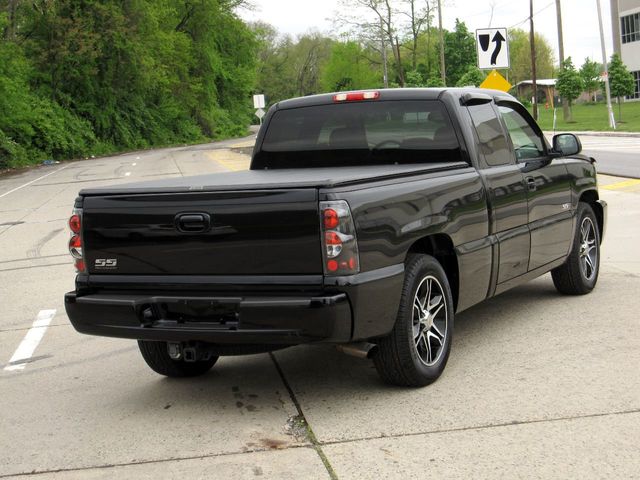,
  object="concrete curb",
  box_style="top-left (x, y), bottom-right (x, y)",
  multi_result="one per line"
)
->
top-left (544, 130), bottom-right (640, 138)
